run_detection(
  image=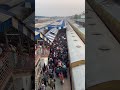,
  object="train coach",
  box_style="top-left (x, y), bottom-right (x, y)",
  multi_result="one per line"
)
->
top-left (66, 23), bottom-right (85, 90)
top-left (86, 1), bottom-right (120, 90)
